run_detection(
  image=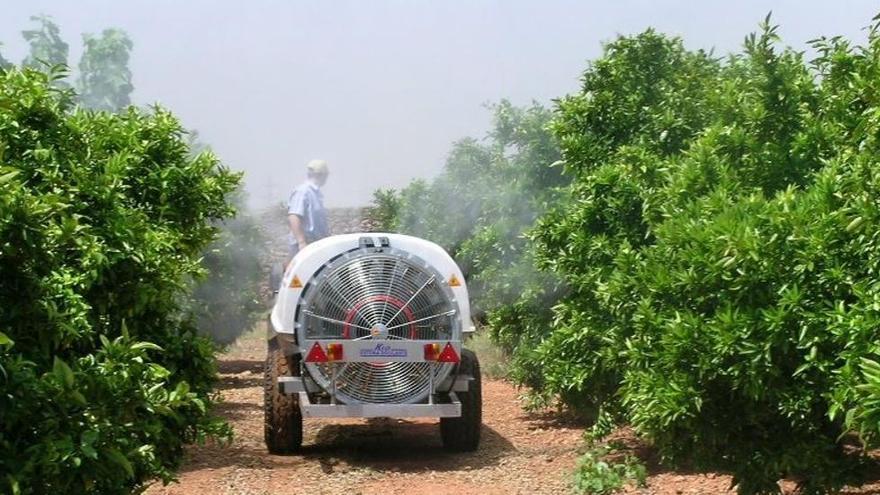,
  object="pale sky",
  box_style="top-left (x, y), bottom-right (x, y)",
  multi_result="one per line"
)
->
top-left (2, 1), bottom-right (877, 207)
